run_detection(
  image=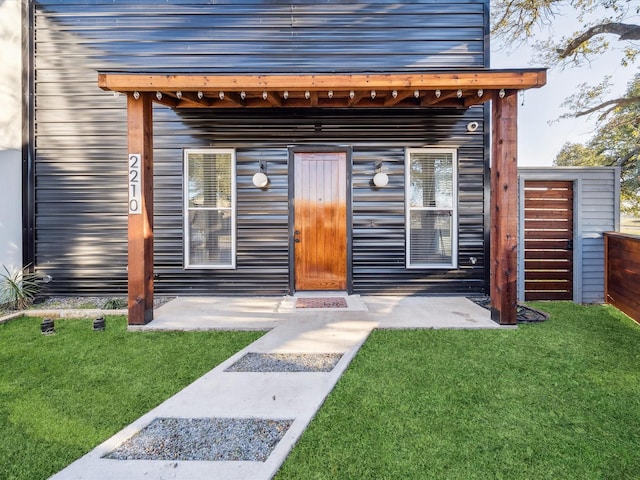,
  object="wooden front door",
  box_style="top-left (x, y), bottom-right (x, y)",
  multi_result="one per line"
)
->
top-left (293, 152), bottom-right (347, 291)
top-left (523, 180), bottom-right (574, 300)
